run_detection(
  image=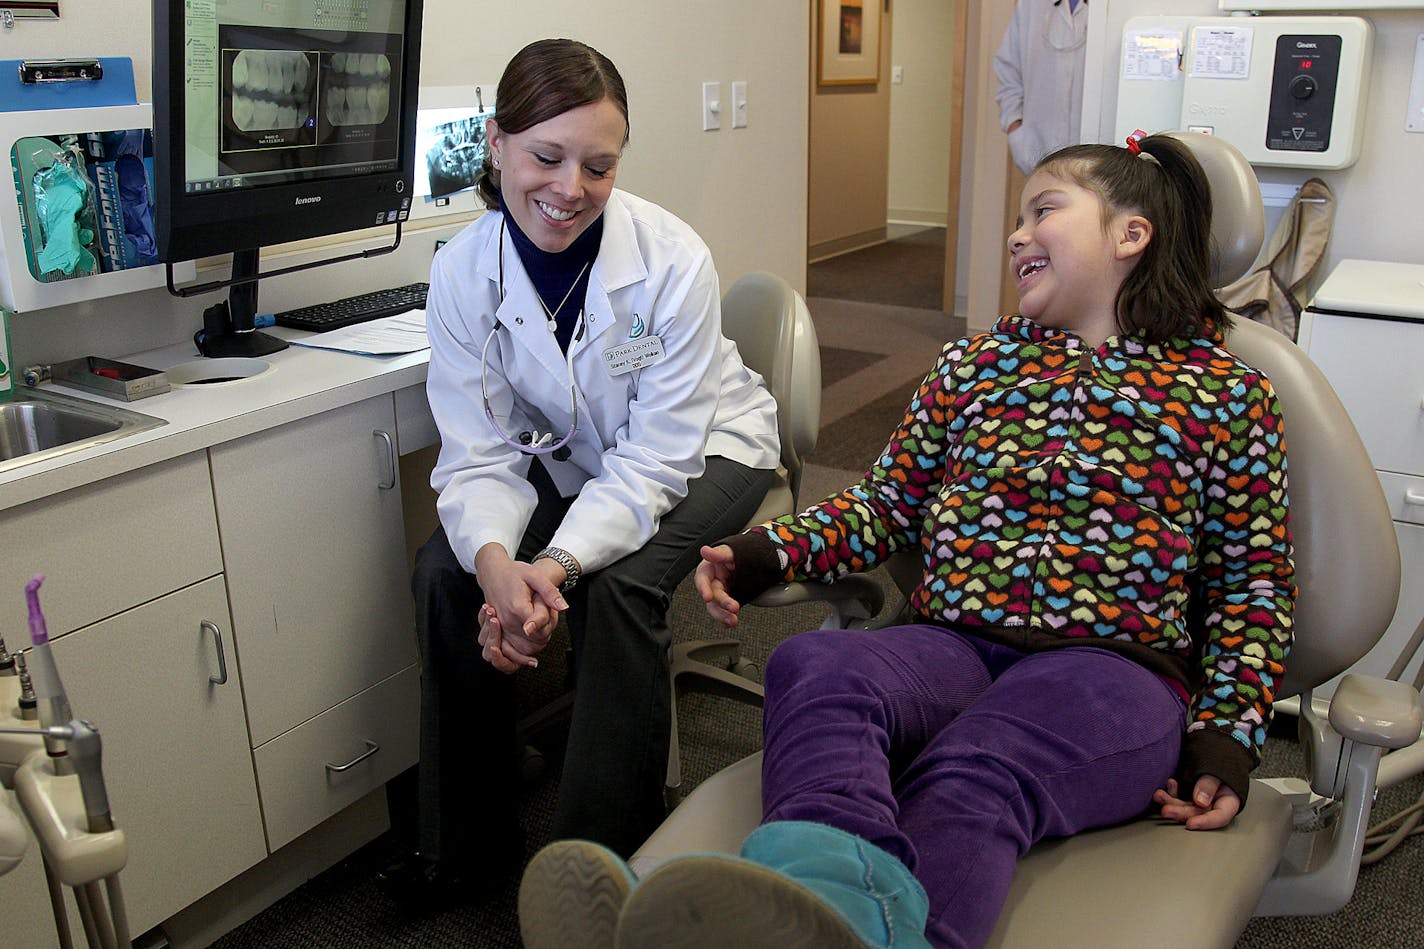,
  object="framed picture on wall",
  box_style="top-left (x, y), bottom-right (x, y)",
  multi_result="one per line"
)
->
top-left (817, 0), bottom-right (881, 86)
